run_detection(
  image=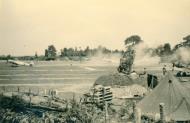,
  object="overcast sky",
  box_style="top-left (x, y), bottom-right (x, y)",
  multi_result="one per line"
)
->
top-left (0, 0), bottom-right (190, 56)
